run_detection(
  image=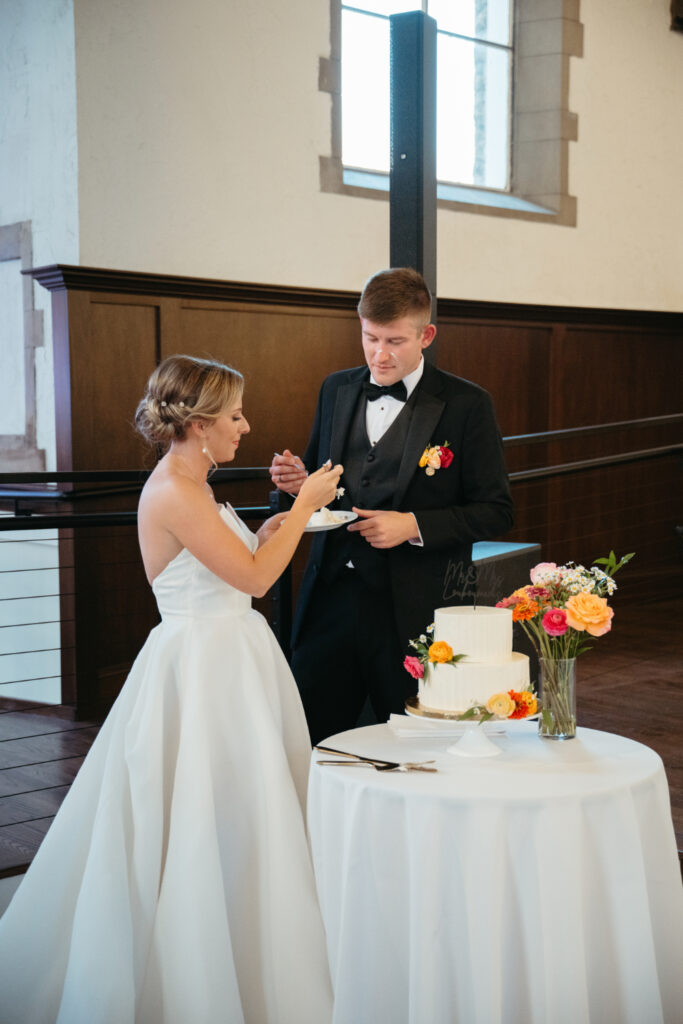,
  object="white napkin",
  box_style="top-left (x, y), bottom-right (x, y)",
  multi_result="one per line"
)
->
top-left (387, 713), bottom-right (507, 738)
